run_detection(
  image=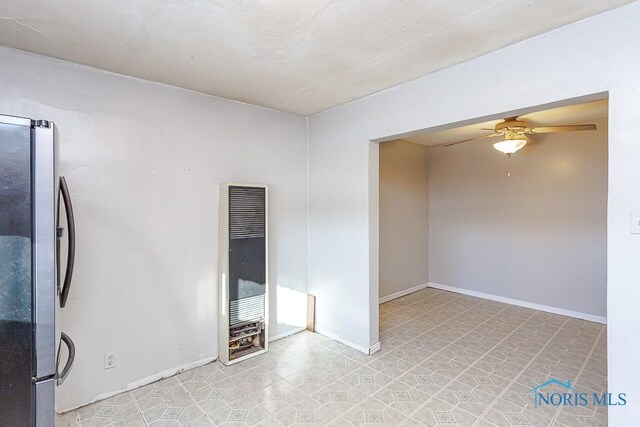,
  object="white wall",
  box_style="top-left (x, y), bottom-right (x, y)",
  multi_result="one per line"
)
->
top-left (0, 48), bottom-right (308, 411)
top-left (428, 118), bottom-right (607, 318)
top-left (308, 3), bottom-right (640, 424)
top-left (379, 140), bottom-right (429, 300)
